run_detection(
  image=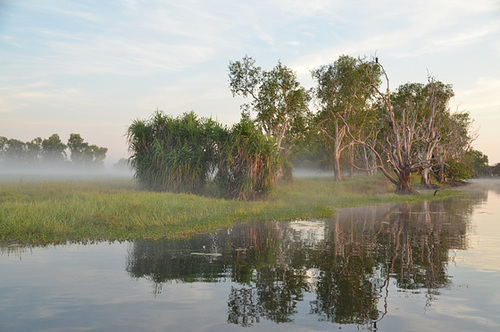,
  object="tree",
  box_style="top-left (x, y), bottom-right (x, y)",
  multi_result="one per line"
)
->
top-left (67, 133), bottom-right (88, 164)
top-left (311, 55), bottom-right (380, 181)
top-left (216, 118), bottom-right (279, 200)
top-left (88, 145), bottom-right (108, 166)
top-left (0, 136), bottom-right (7, 164)
top-left (491, 163), bottom-right (500, 176)
top-left (25, 137), bottom-right (43, 165)
top-left (127, 111), bottom-right (219, 193)
top-left (68, 134), bottom-right (107, 166)
top-left (463, 149), bottom-right (489, 178)
top-left (435, 111), bottom-right (475, 182)
top-left (388, 80), bottom-right (454, 187)
top-left (41, 134), bottom-right (67, 164)
top-left (127, 110), bottom-right (278, 199)
top-left (348, 61), bottom-right (453, 194)
top-left (4, 138), bottom-right (26, 165)
top-left (229, 56), bottom-right (311, 181)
